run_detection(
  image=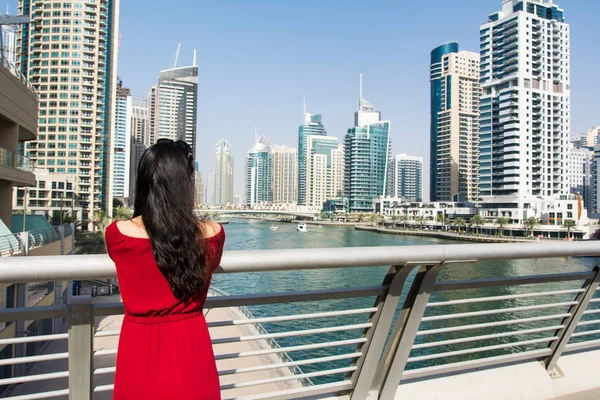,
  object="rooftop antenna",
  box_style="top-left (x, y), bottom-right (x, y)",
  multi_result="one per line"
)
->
top-left (254, 126), bottom-right (258, 141)
top-left (193, 48), bottom-right (197, 66)
top-left (172, 42), bottom-right (181, 69)
top-left (359, 73), bottom-right (363, 104)
top-left (303, 96), bottom-right (307, 116)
